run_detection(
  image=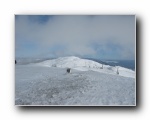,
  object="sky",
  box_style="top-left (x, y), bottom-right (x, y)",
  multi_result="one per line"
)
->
top-left (15, 15), bottom-right (135, 60)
